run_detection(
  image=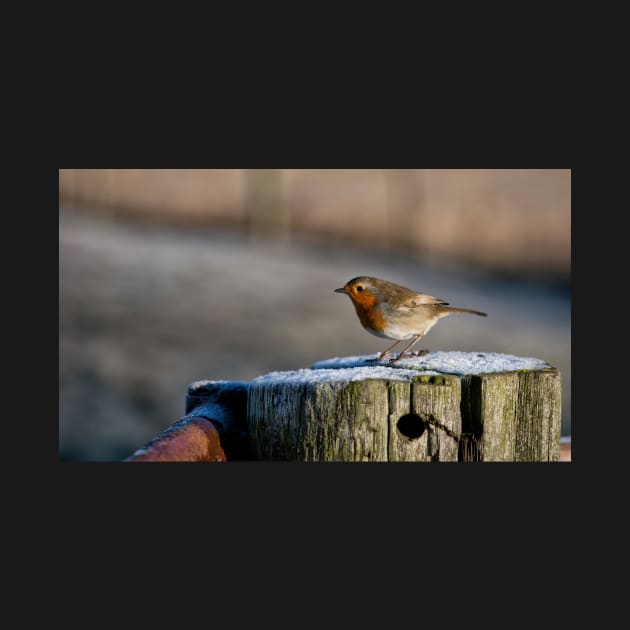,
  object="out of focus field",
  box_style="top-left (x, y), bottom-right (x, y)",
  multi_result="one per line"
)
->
top-left (59, 170), bottom-right (570, 461)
